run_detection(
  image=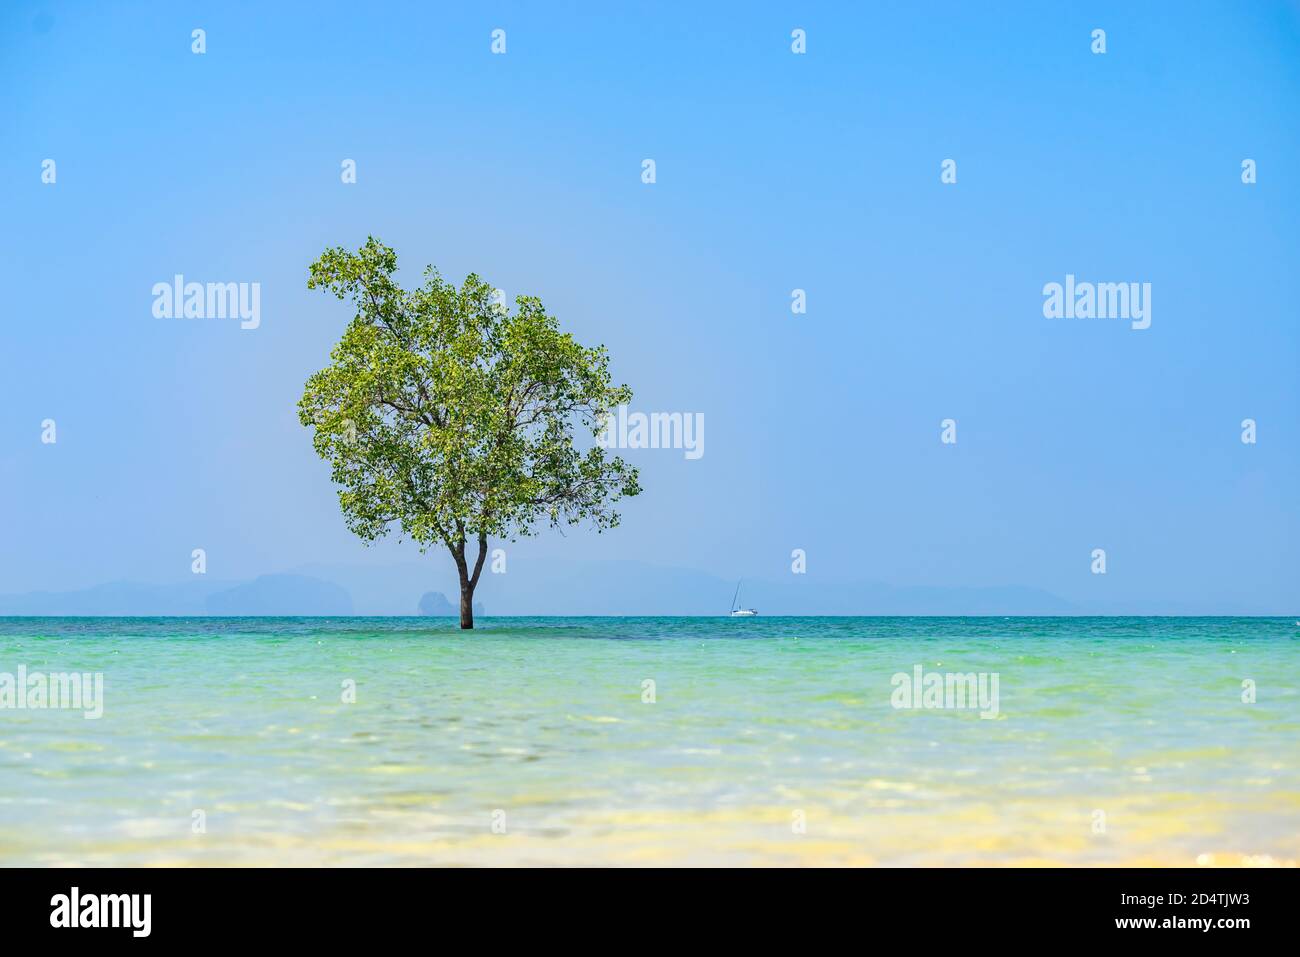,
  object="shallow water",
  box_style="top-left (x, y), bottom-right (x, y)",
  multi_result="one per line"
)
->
top-left (0, 616), bottom-right (1296, 866)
